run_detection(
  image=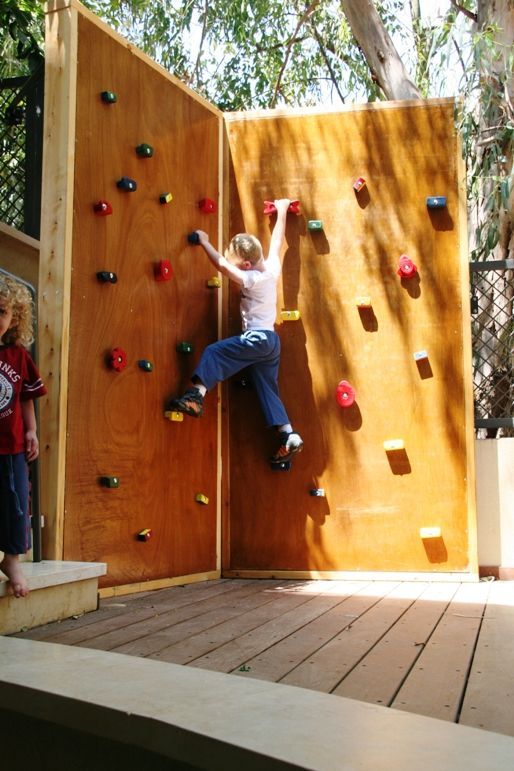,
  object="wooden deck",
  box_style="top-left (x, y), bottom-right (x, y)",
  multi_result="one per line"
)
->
top-left (13, 577), bottom-right (514, 737)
